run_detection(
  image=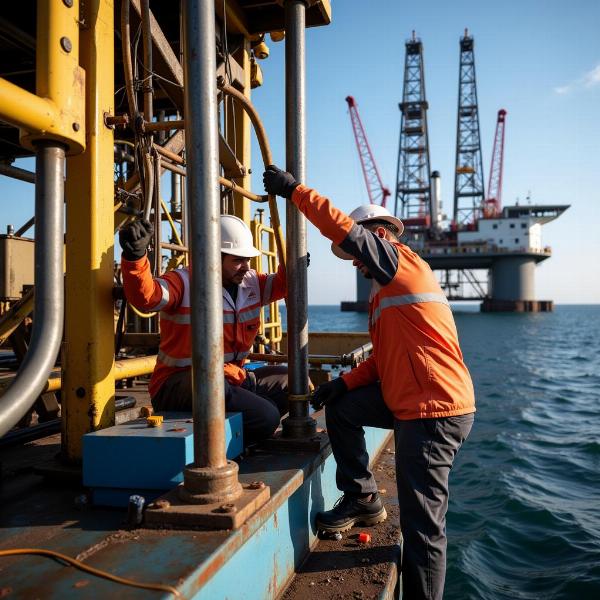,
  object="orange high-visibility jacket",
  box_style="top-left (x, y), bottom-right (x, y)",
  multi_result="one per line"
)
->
top-left (291, 184), bottom-right (475, 420)
top-left (121, 255), bottom-right (286, 397)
